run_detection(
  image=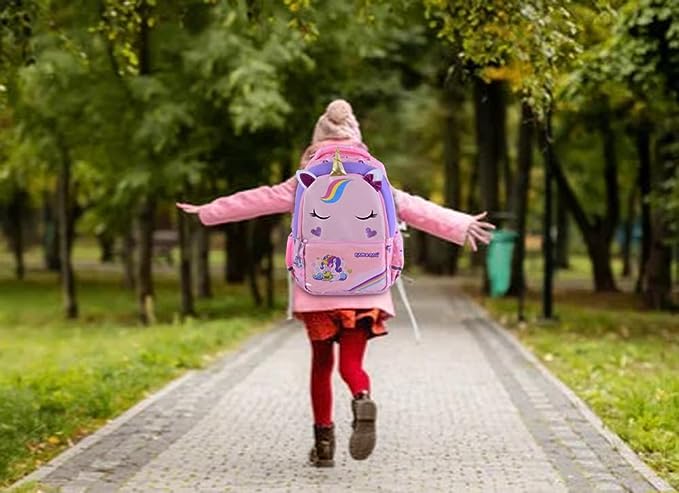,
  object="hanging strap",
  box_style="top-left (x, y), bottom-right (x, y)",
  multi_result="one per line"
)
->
top-left (395, 219), bottom-right (421, 342)
top-left (396, 276), bottom-right (421, 343)
top-left (286, 273), bottom-right (293, 320)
